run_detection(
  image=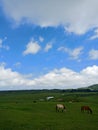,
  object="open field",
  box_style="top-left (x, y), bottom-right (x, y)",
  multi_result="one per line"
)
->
top-left (0, 90), bottom-right (98, 130)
